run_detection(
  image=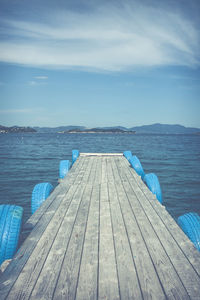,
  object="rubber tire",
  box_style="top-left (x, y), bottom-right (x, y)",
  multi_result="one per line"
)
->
top-left (72, 150), bottom-right (79, 165)
top-left (123, 151), bottom-right (132, 162)
top-left (143, 173), bottom-right (163, 204)
top-left (0, 205), bottom-right (23, 265)
top-left (59, 160), bottom-right (71, 179)
top-left (129, 155), bottom-right (145, 179)
top-left (31, 182), bottom-right (53, 214)
top-left (178, 212), bottom-right (200, 251)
